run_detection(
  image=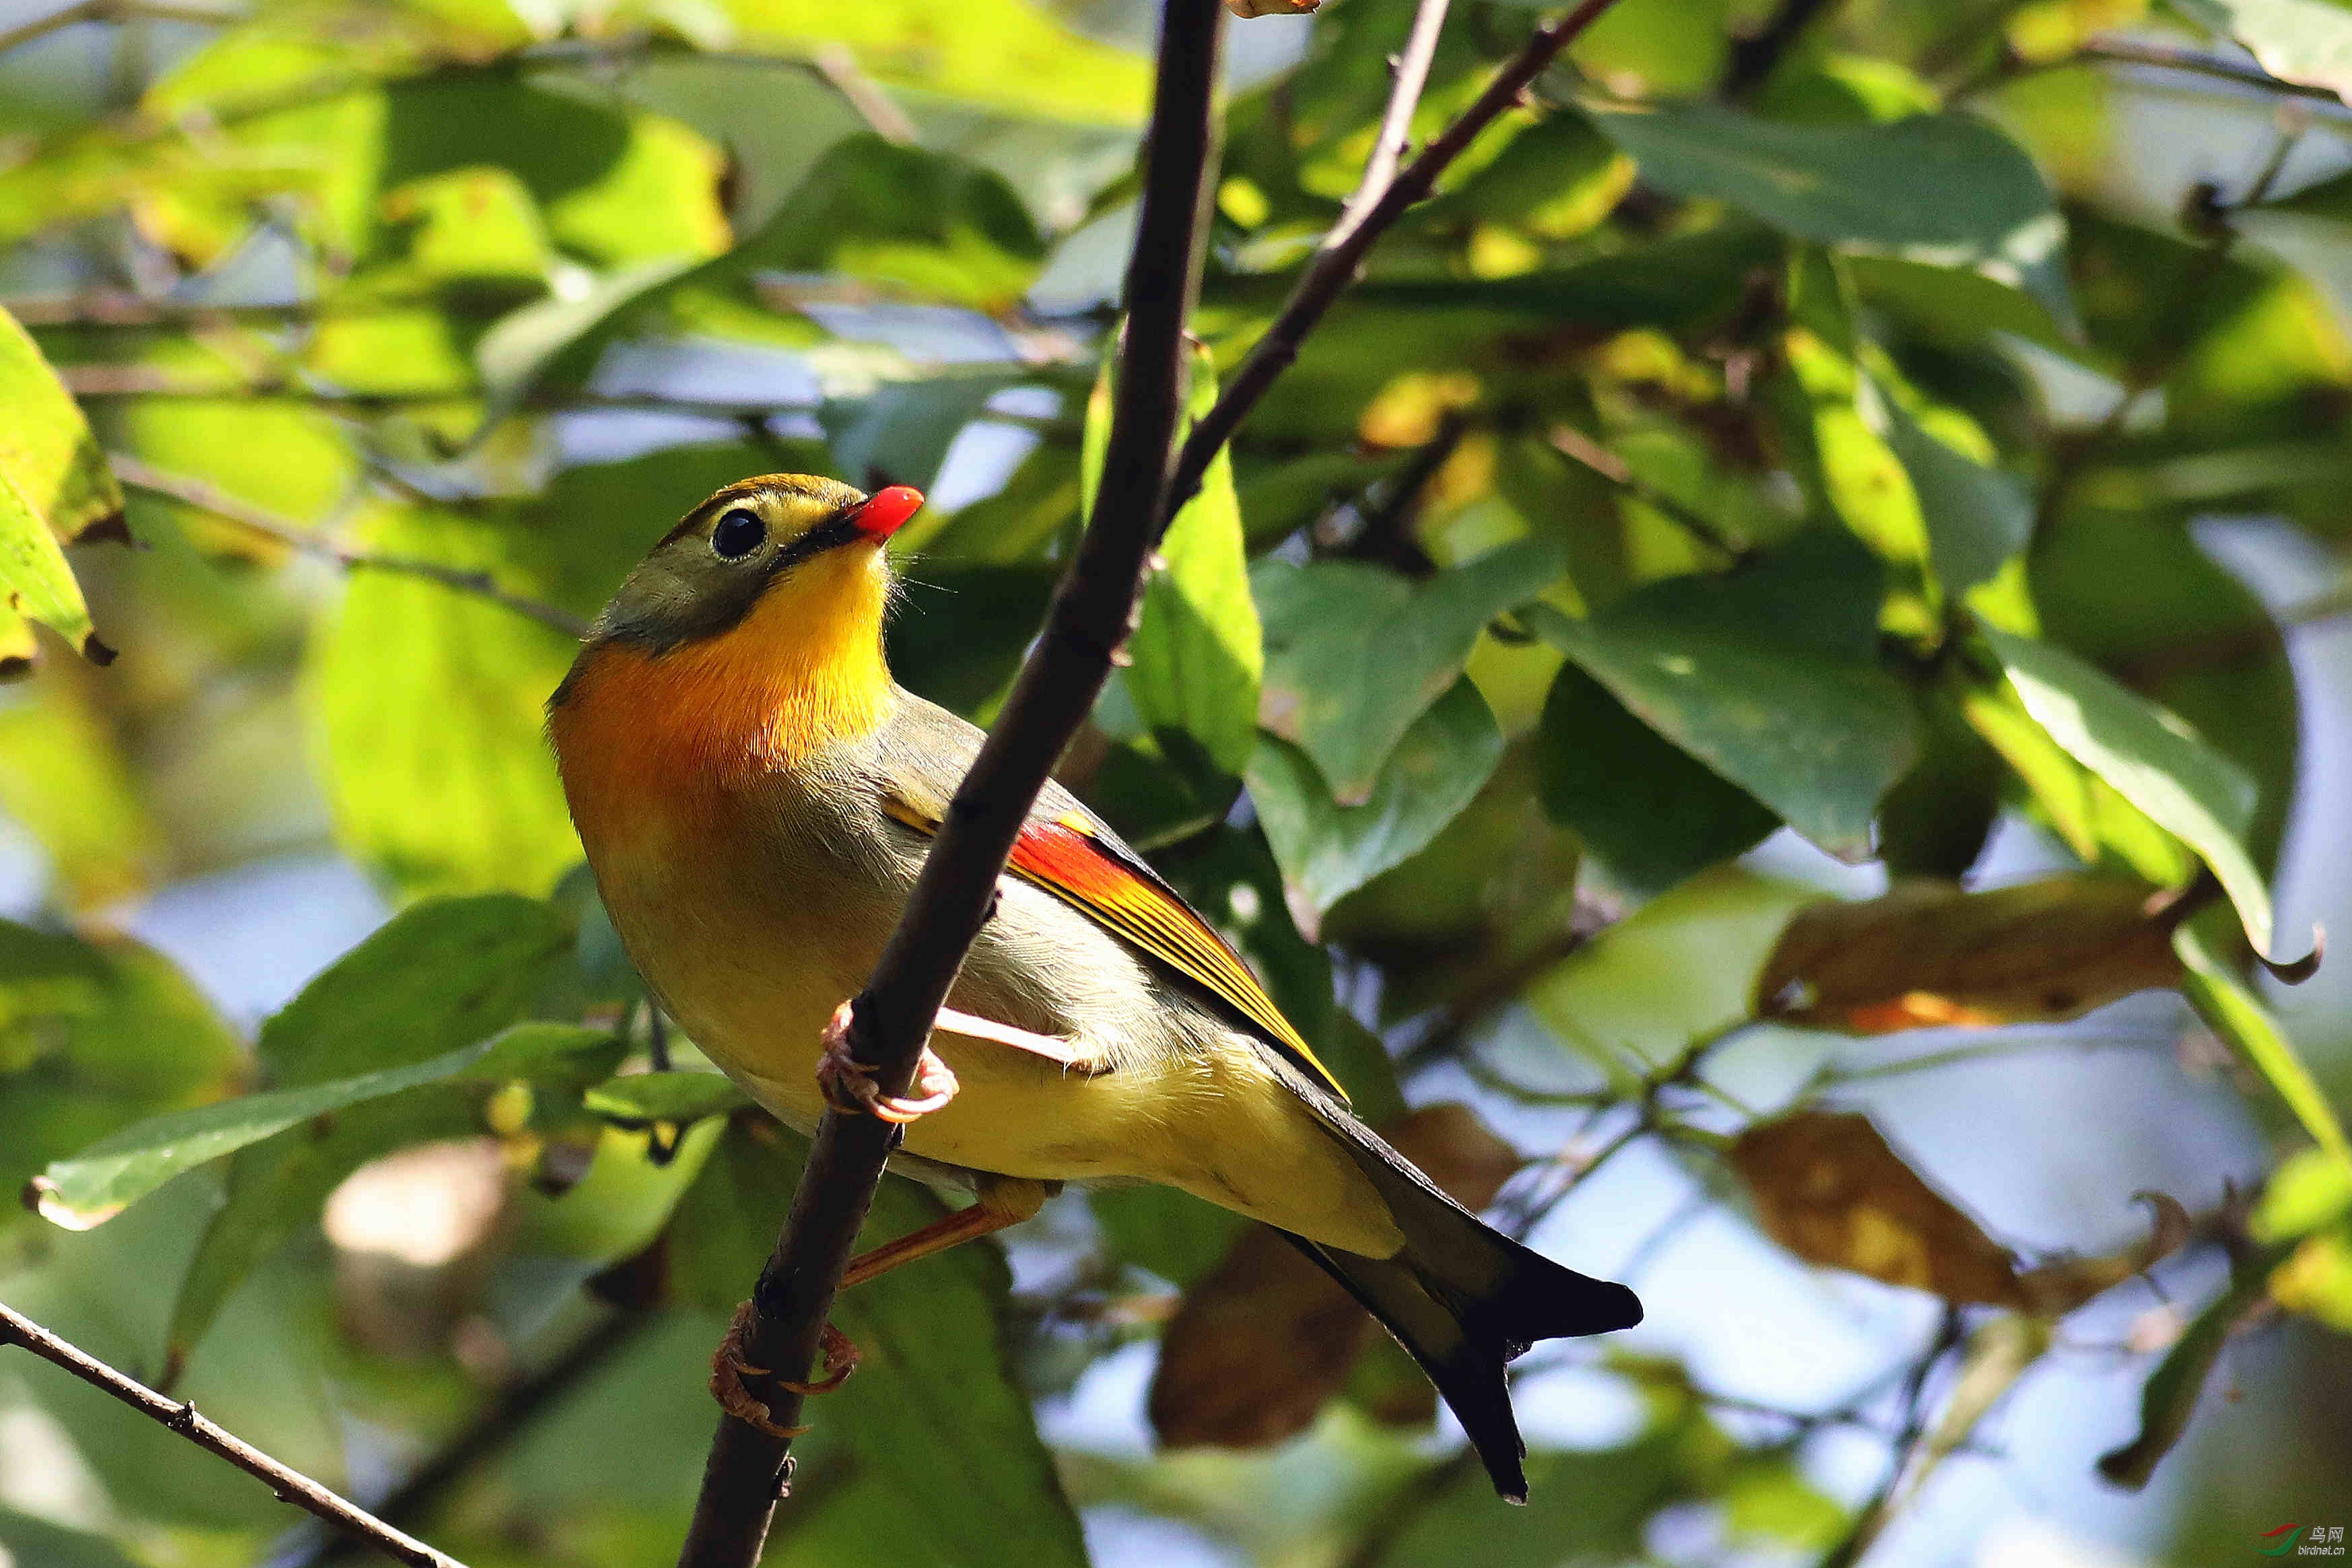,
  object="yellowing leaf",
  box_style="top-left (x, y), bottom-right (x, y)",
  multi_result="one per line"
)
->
top-left (1731, 1110), bottom-right (2023, 1306)
top-left (1756, 875), bottom-right (2188, 1033)
top-left (0, 308), bottom-right (124, 664)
